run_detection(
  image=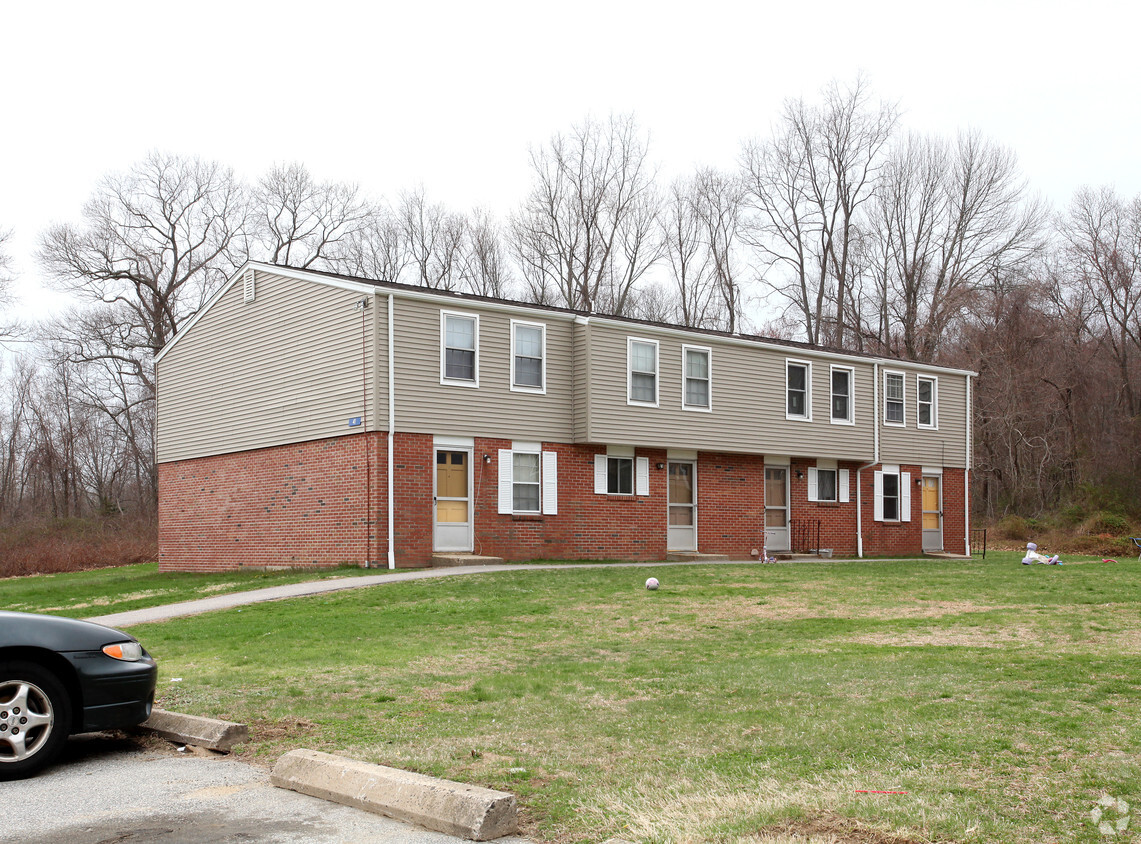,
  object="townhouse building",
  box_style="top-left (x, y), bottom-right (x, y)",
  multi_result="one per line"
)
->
top-left (154, 263), bottom-right (974, 570)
